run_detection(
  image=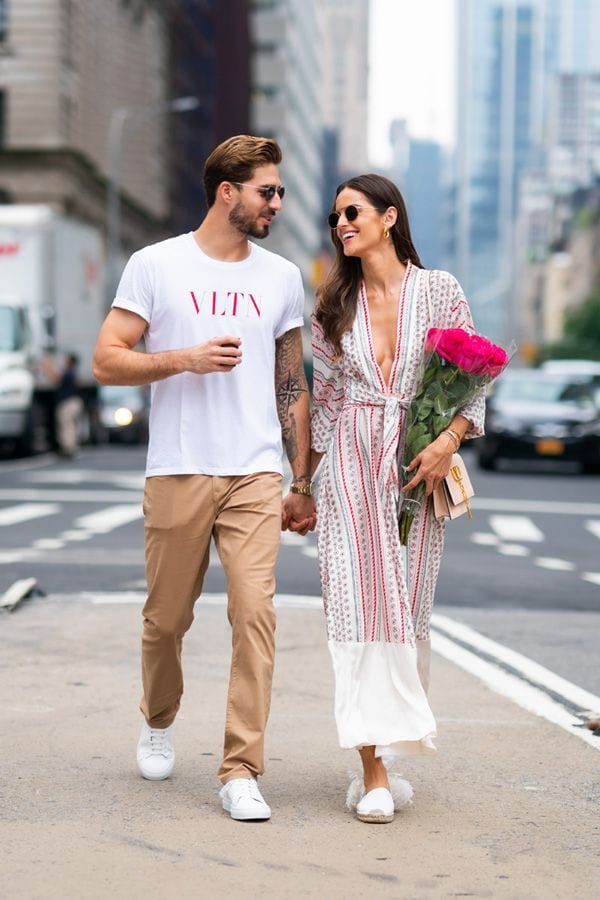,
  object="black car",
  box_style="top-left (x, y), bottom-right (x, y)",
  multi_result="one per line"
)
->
top-left (477, 370), bottom-right (600, 472)
top-left (97, 384), bottom-right (150, 444)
